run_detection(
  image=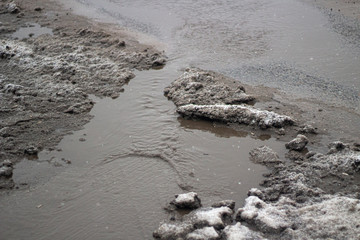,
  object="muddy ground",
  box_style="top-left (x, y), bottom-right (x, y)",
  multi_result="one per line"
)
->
top-left (154, 68), bottom-right (360, 239)
top-left (1, 0), bottom-right (360, 239)
top-left (0, 0), bottom-right (166, 188)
